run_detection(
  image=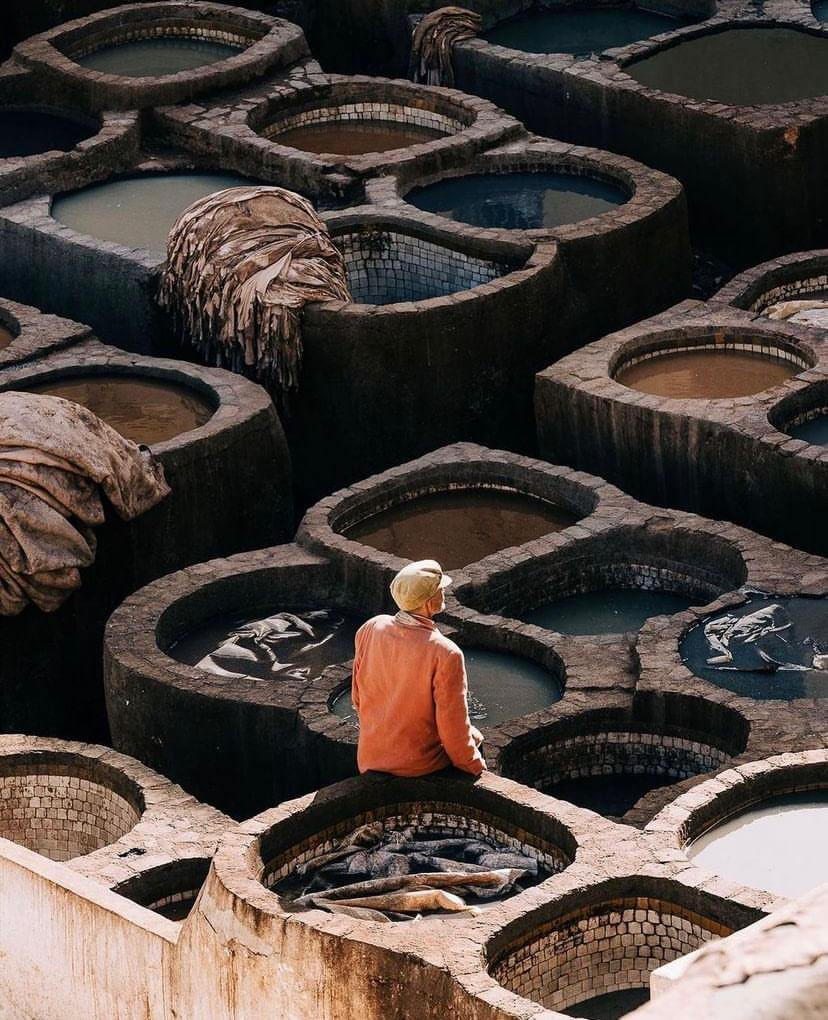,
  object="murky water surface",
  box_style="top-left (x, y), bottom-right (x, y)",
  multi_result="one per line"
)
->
top-left (77, 38), bottom-right (240, 77)
top-left (523, 589), bottom-right (693, 635)
top-left (272, 120), bottom-right (444, 155)
top-left (617, 348), bottom-right (797, 398)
